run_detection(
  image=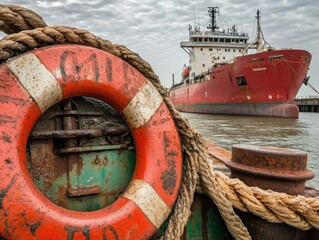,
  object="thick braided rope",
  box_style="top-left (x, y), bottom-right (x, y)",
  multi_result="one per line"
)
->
top-left (0, 5), bottom-right (47, 34)
top-left (215, 171), bottom-right (319, 230)
top-left (0, 26), bottom-right (251, 239)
